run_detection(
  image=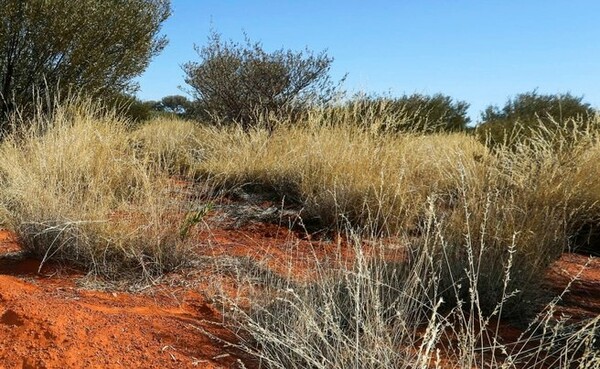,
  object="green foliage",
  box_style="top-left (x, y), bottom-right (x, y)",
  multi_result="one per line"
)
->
top-left (105, 94), bottom-right (158, 123)
top-left (481, 91), bottom-right (594, 124)
top-left (179, 203), bottom-right (213, 241)
top-left (183, 31), bottom-right (341, 129)
top-left (0, 0), bottom-right (171, 131)
top-left (395, 93), bottom-right (470, 131)
top-left (153, 95), bottom-right (193, 118)
top-left (477, 91), bottom-right (596, 148)
top-left (326, 93), bottom-right (470, 133)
